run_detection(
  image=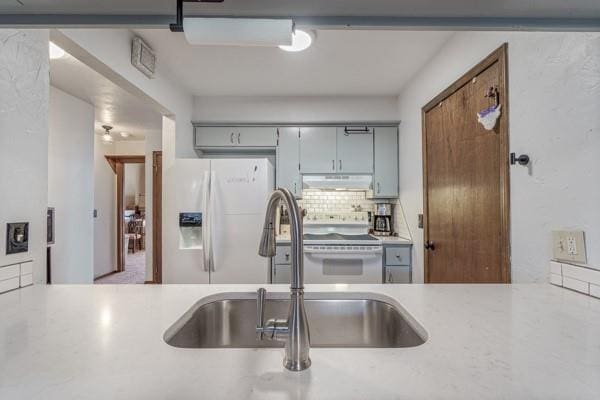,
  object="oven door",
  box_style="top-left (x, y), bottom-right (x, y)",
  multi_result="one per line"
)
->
top-left (303, 249), bottom-right (383, 284)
